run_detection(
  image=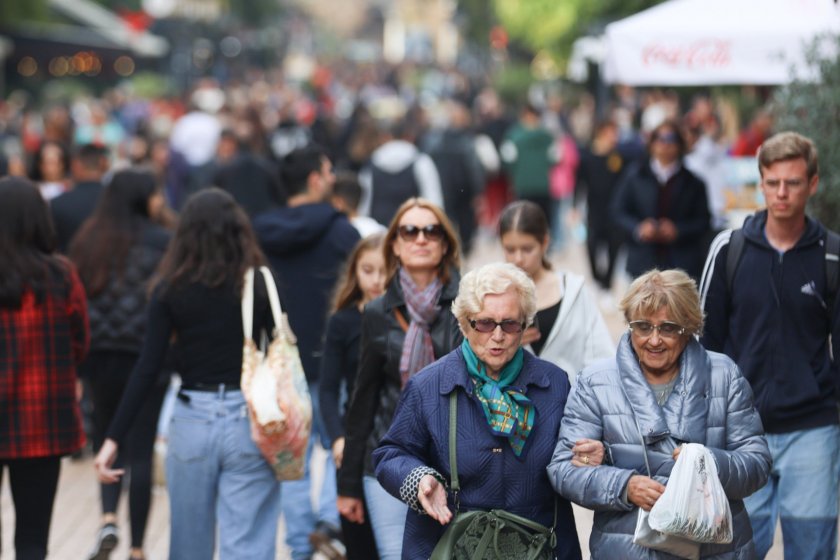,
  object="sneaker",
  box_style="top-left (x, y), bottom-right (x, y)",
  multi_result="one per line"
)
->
top-left (87, 523), bottom-right (119, 560)
top-left (309, 521), bottom-right (345, 560)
